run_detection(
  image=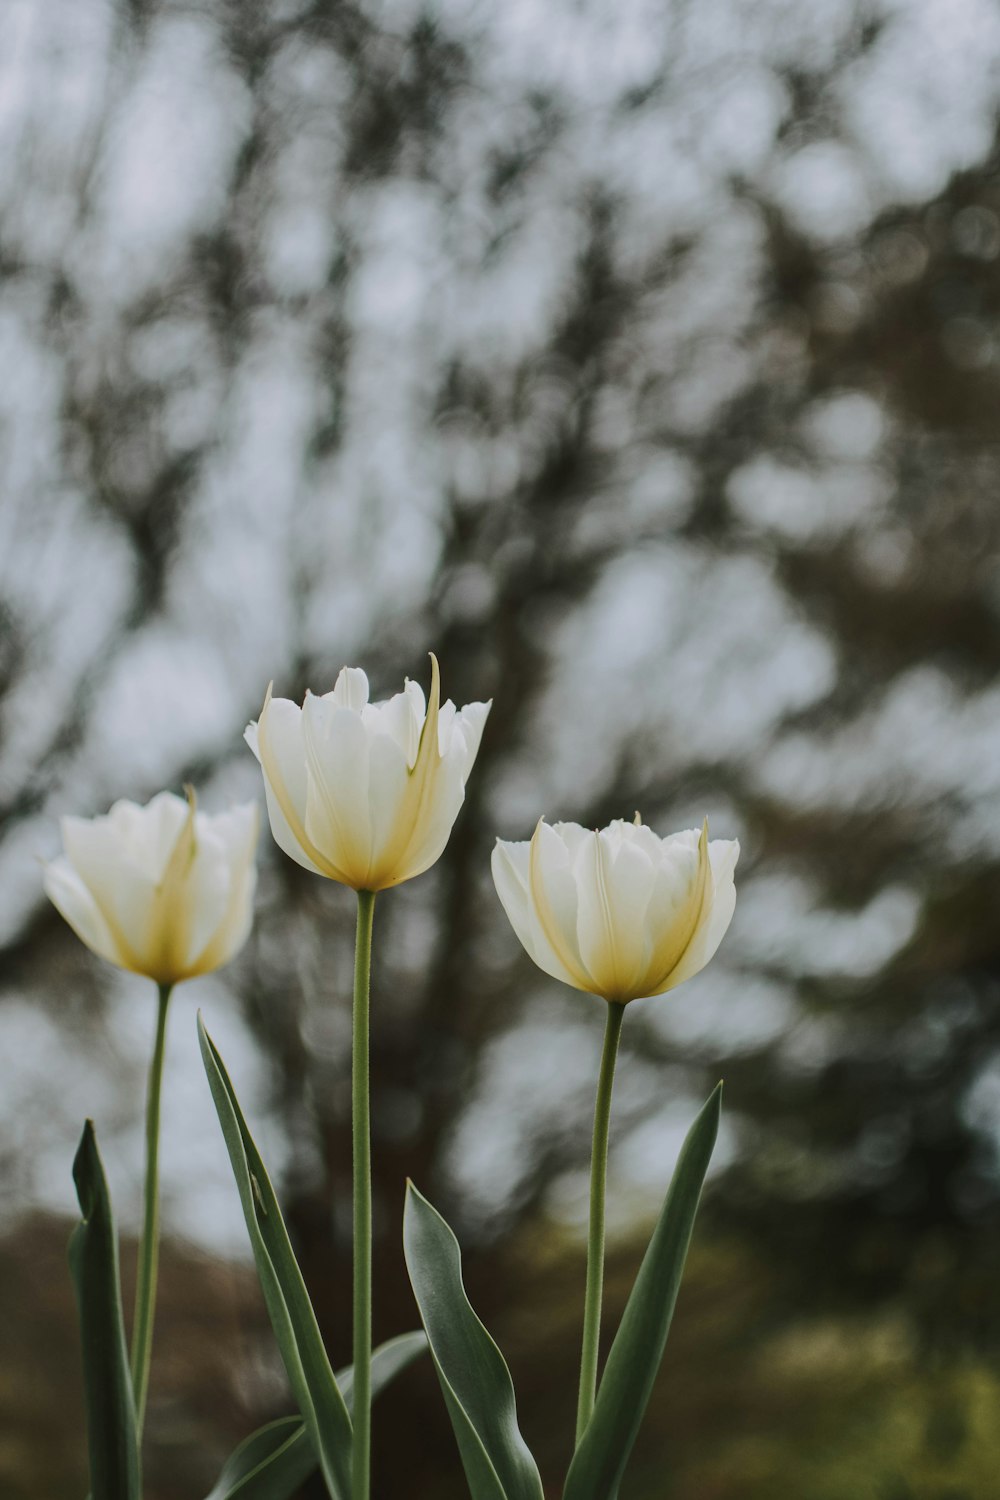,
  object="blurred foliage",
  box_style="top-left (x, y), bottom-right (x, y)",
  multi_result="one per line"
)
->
top-left (0, 1215), bottom-right (274, 1500)
top-left (2, 0), bottom-right (1000, 1493)
top-left (4, 1214), bottom-right (1000, 1499)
